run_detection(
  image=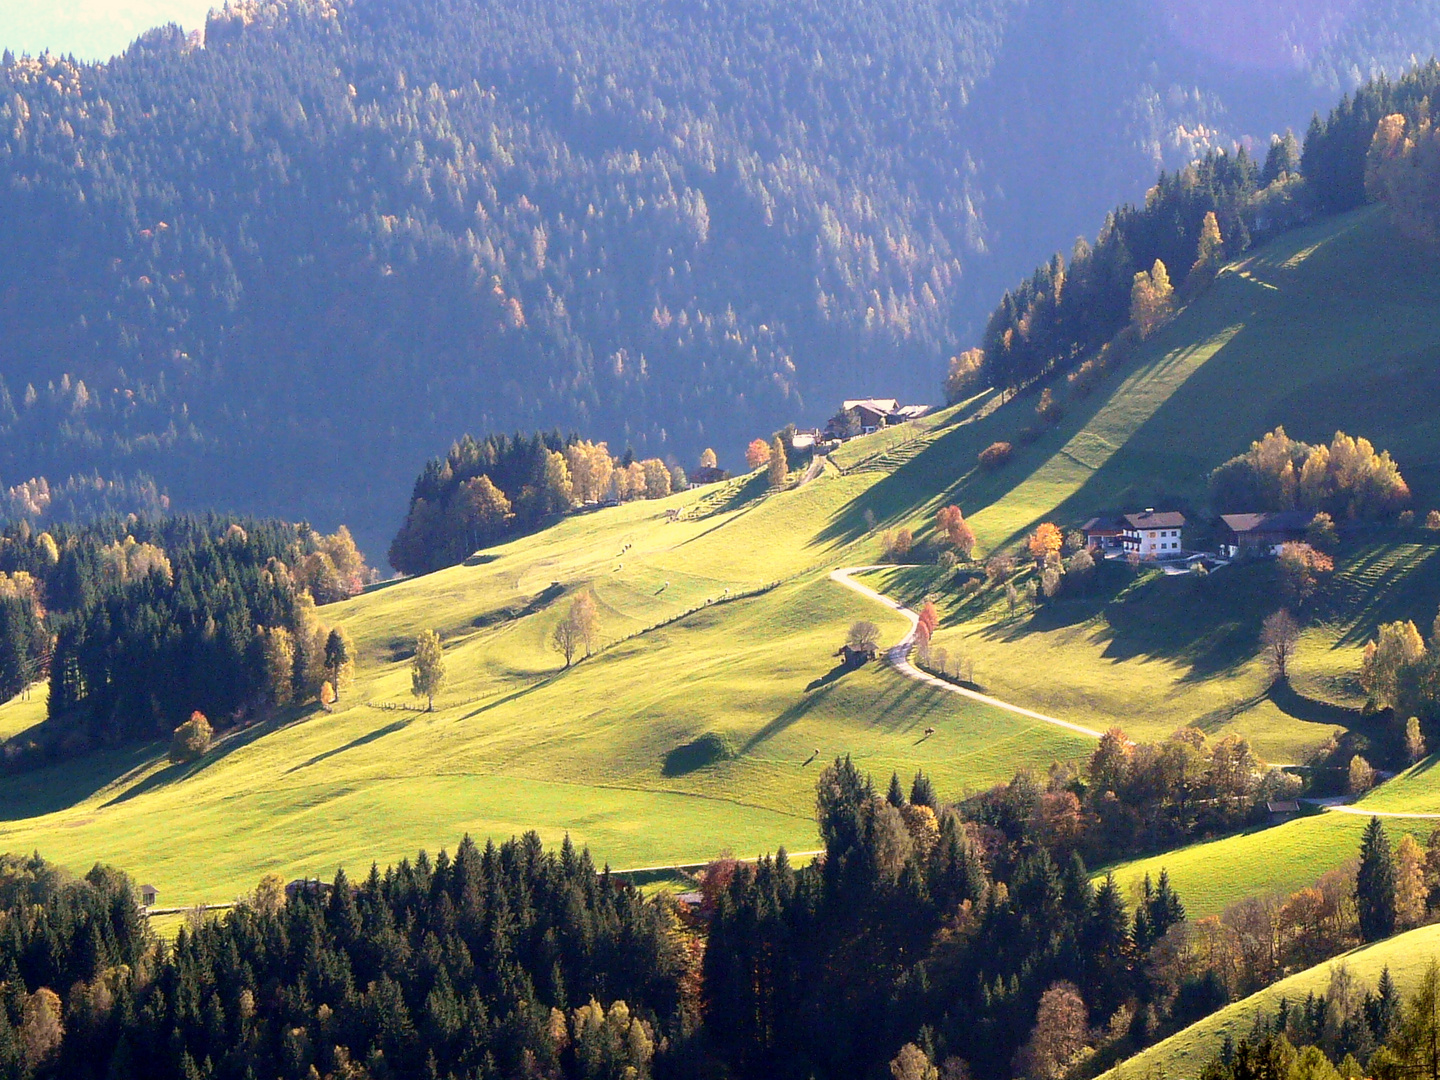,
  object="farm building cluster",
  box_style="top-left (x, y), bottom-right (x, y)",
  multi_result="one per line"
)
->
top-left (1081, 507), bottom-right (1322, 566)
